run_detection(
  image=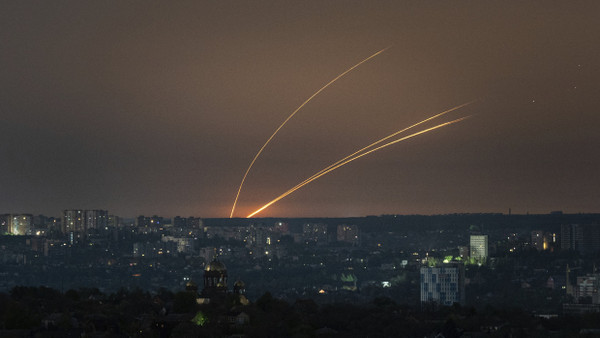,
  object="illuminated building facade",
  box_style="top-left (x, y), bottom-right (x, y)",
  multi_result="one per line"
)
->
top-left (470, 235), bottom-right (488, 261)
top-left (7, 214), bottom-right (33, 235)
